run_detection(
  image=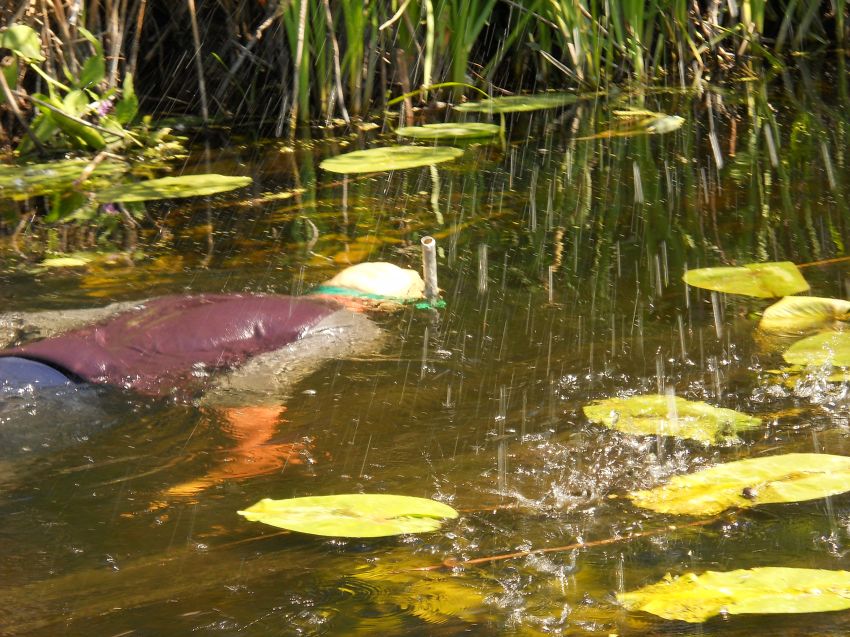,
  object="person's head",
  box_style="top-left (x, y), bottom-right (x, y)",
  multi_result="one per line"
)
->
top-left (310, 262), bottom-right (425, 311)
